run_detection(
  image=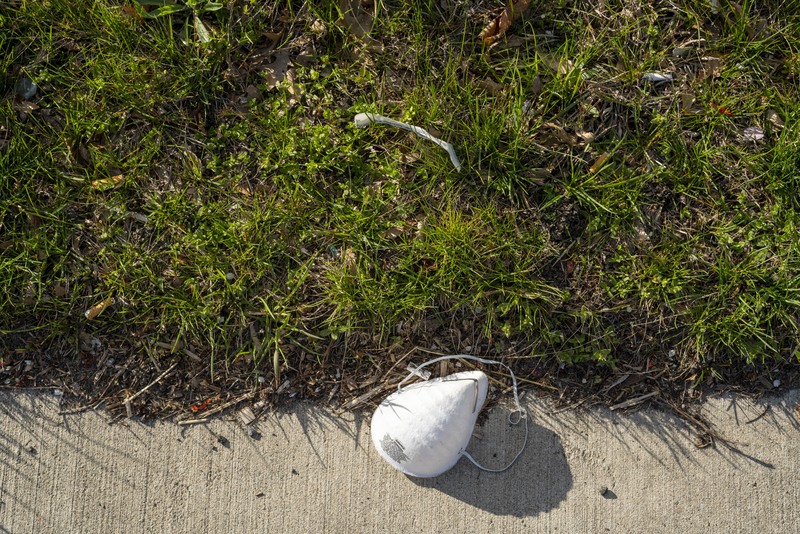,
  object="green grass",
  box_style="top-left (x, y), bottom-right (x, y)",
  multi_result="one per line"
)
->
top-left (1, 0), bottom-right (799, 398)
